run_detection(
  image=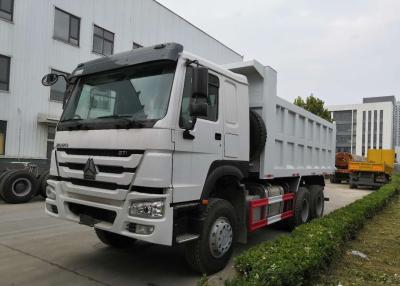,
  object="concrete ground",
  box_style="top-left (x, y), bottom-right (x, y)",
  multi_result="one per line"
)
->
top-left (0, 181), bottom-right (372, 286)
